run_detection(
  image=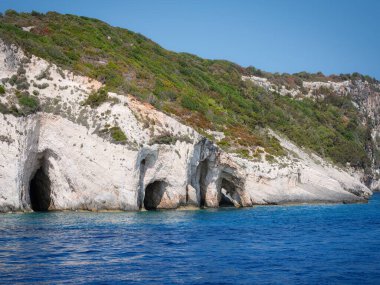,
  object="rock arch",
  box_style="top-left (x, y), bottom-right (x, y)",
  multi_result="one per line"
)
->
top-left (189, 155), bottom-right (217, 207)
top-left (189, 139), bottom-right (219, 207)
top-left (217, 171), bottom-right (244, 208)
